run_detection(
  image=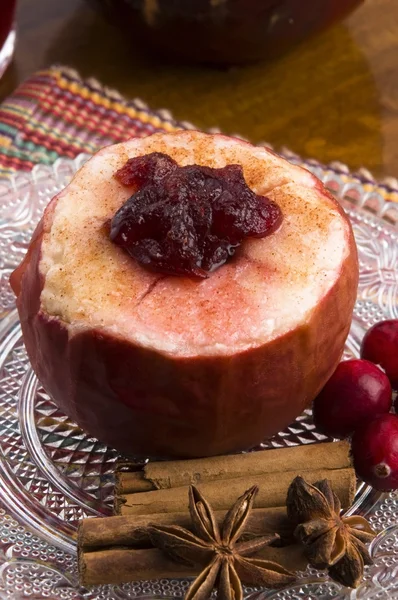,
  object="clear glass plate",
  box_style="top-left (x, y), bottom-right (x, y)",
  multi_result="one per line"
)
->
top-left (0, 155), bottom-right (398, 599)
